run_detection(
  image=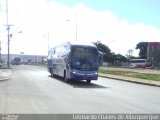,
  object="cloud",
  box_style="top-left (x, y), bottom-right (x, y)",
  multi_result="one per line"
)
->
top-left (0, 0), bottom-right (160, 56)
